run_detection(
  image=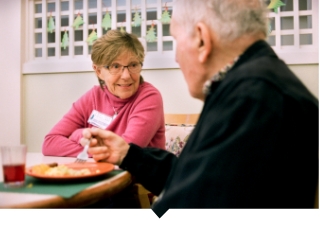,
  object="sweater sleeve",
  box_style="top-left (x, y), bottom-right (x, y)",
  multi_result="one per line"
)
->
top-left (42, 88), bottom-right (94, 157)
top-left (119, 83), bottom-right (165, 149)
top-left (120, 143), bottom-right (177, 195)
